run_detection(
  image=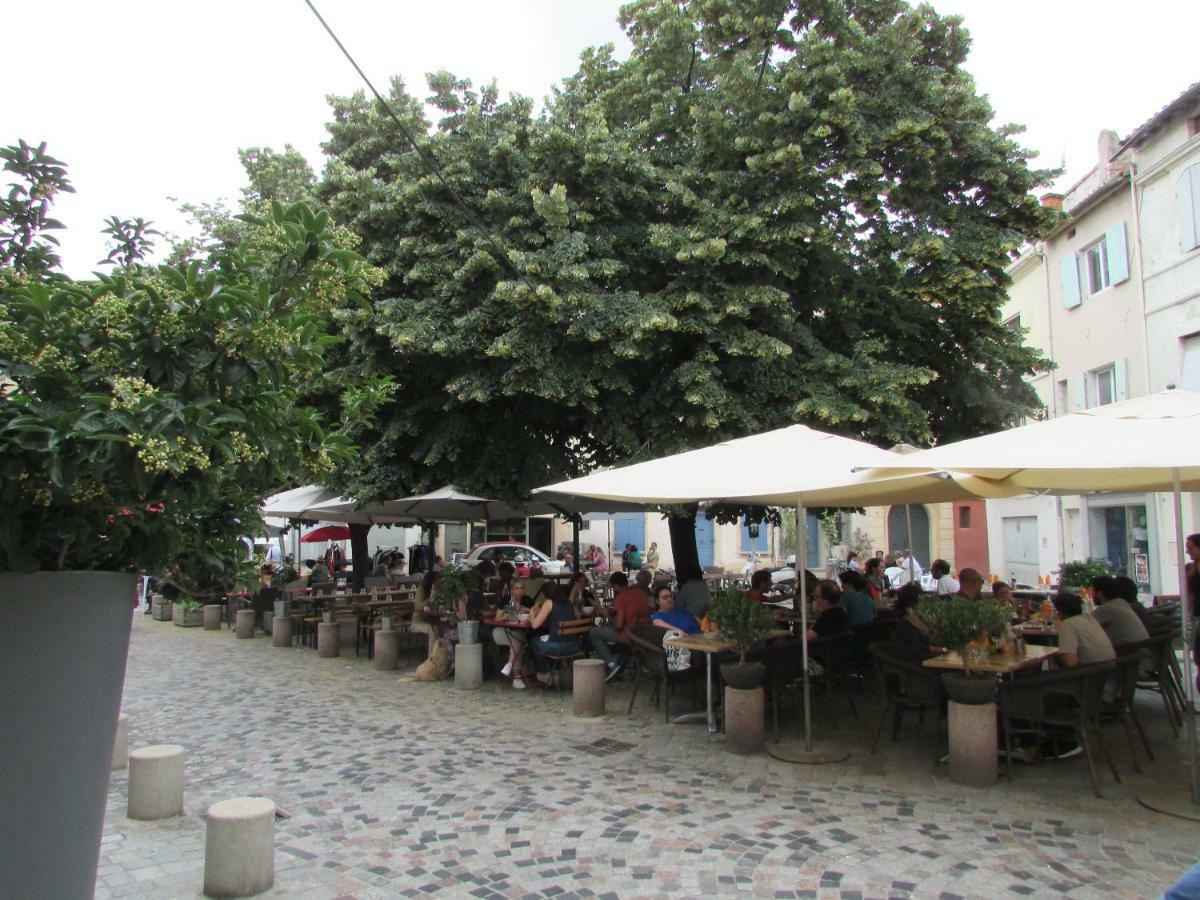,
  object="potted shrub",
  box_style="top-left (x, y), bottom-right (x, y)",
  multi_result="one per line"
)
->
top-left (172, 598), bottom-right (204, 627)
top-left (434, 567), bottom-right (480, 643)
top-left (0, 142), bottom-right (382, 898)
top-left (1057, 558), bottom-right (1111, 590)
top-left (706, 587), bottom-right (775, 688)
top-left (919, 595), bottom-right (1013, 703)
